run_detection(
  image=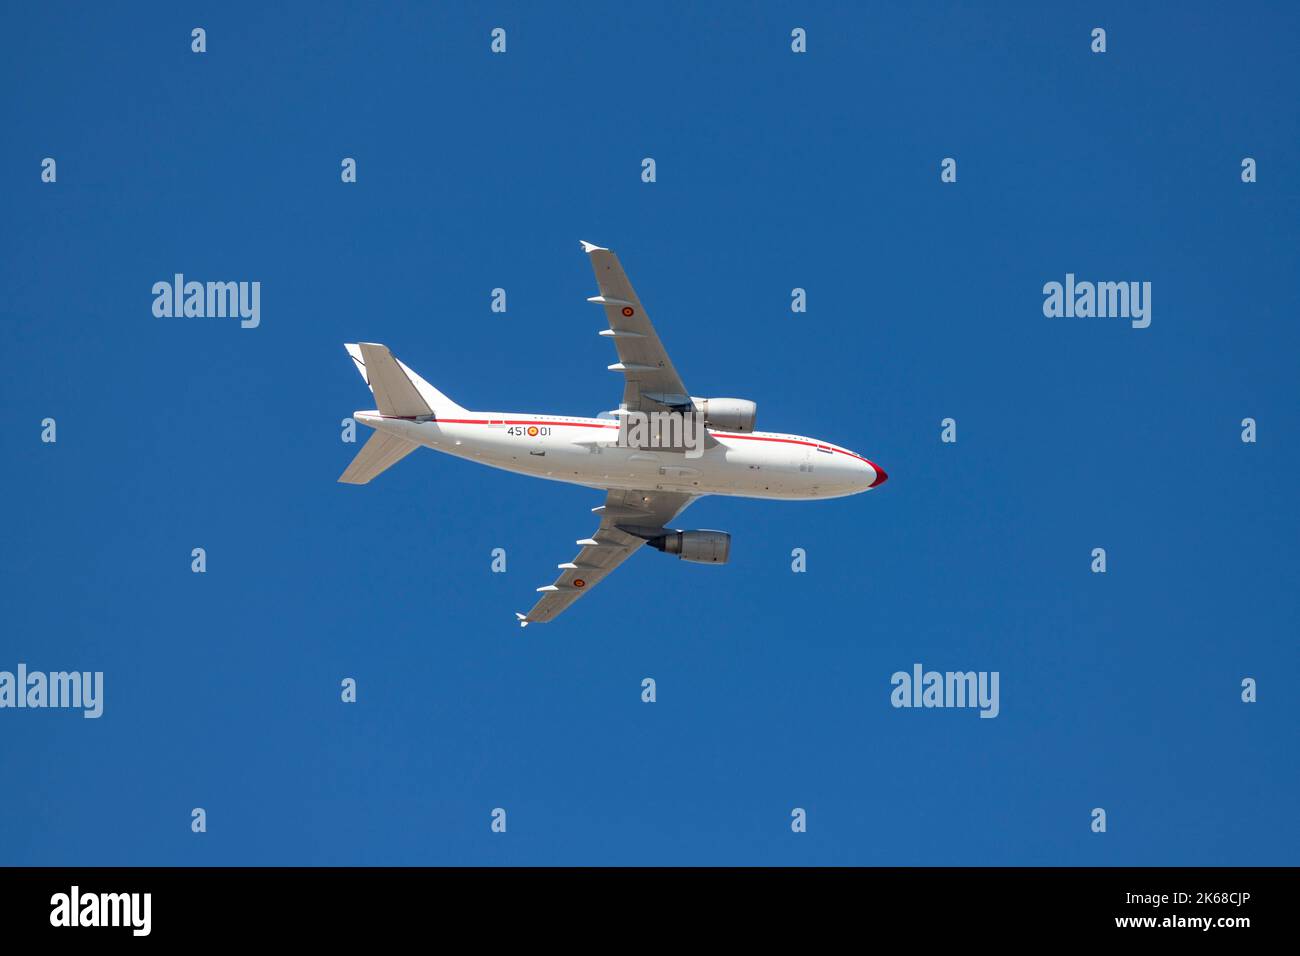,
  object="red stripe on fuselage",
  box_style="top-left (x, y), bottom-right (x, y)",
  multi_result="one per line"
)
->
top-left (381, 416), bottom-right (876, 467)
